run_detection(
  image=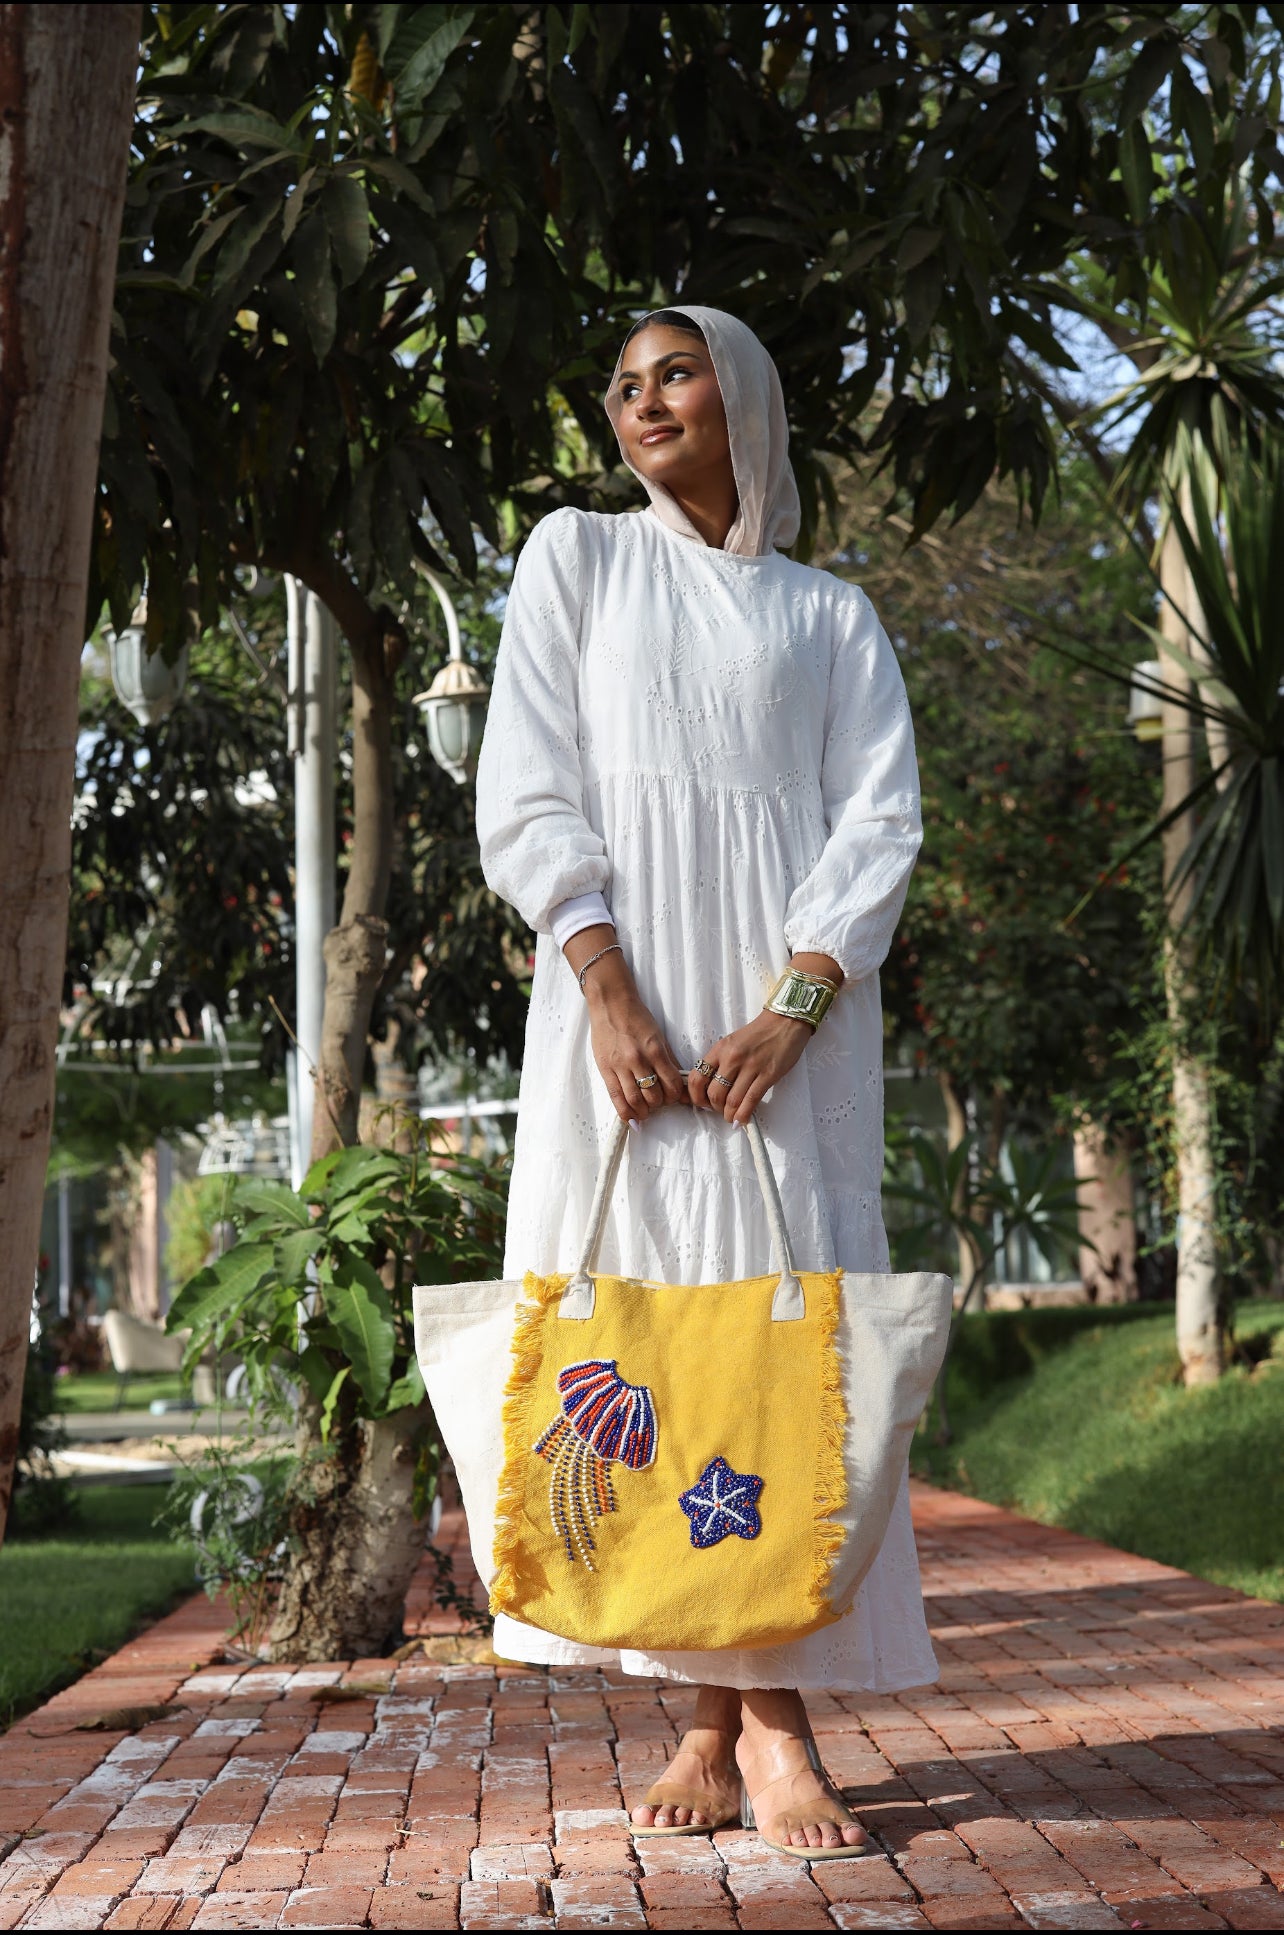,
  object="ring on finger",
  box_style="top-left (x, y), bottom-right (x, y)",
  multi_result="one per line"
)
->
top-left (711, 1072), bottom-right (734, 1089)
top-left (693, 1058), bottom-right (716, 1079)
top-left (636, 1073), bottom-right (660, 1090)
